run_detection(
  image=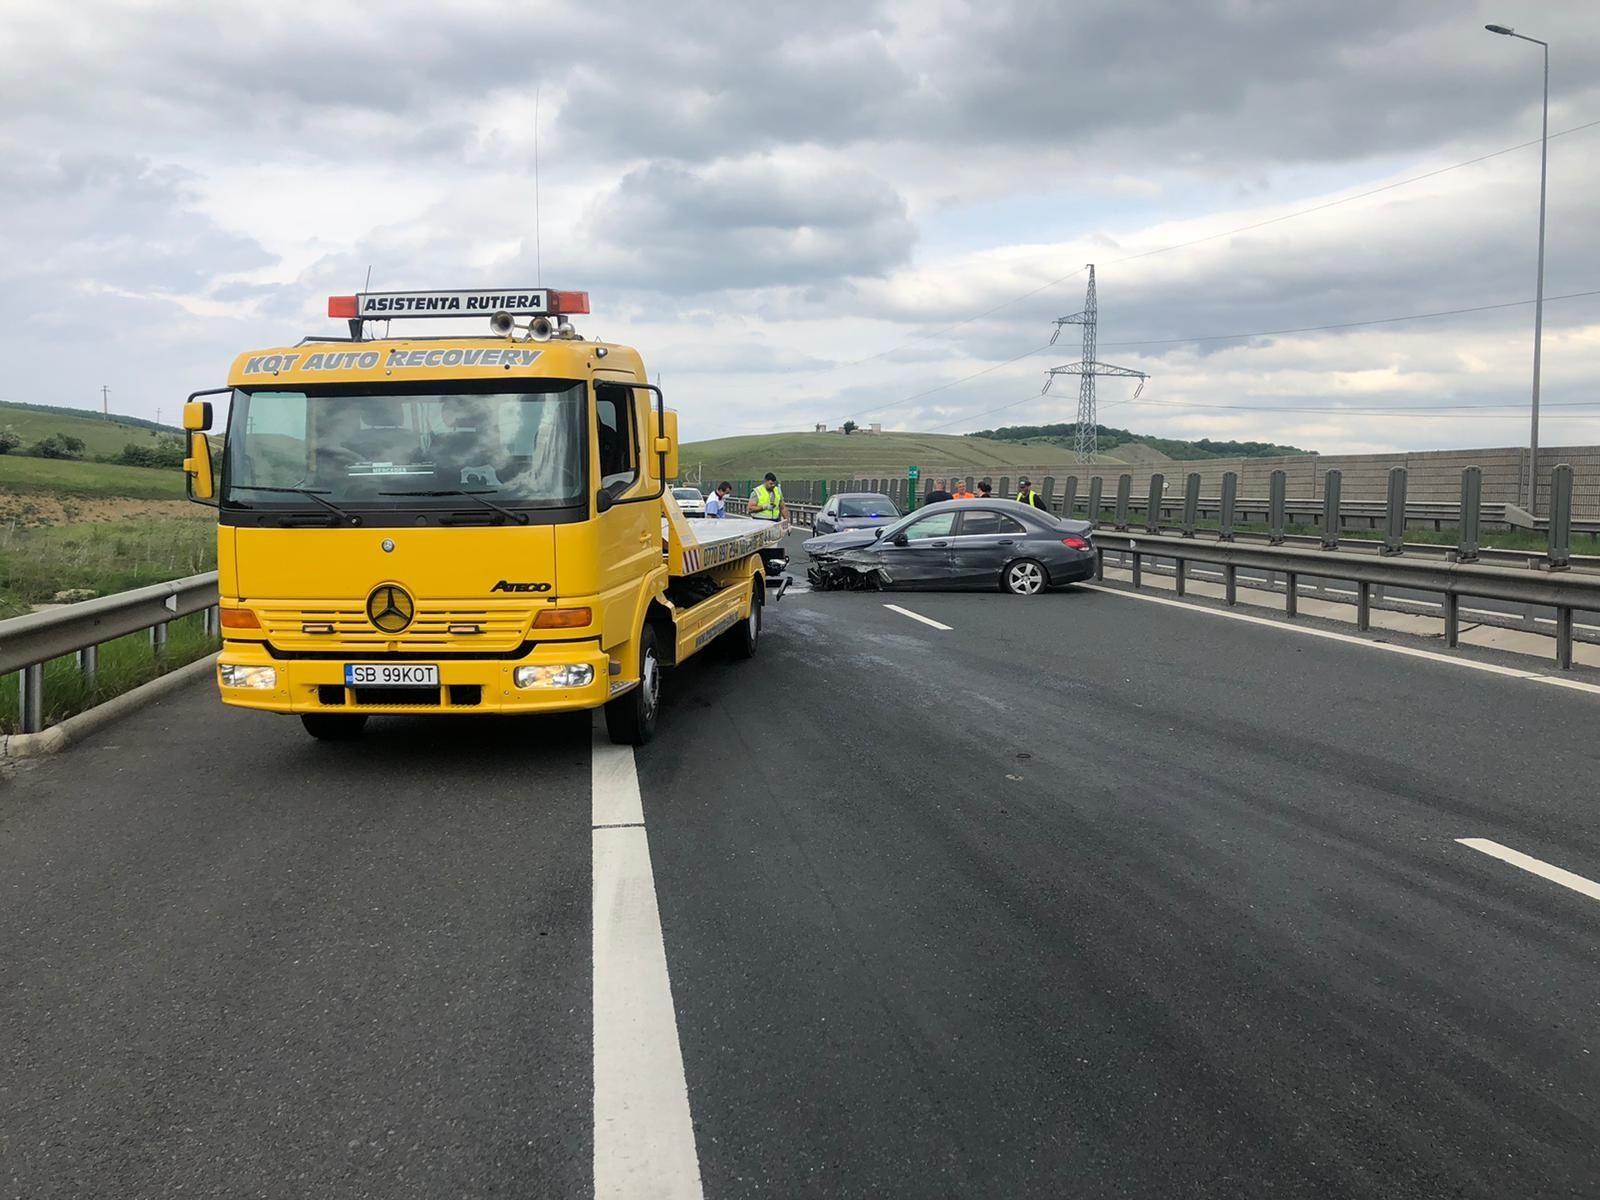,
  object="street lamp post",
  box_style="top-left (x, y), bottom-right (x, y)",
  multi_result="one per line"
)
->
top-left (1486, 23), bottom-right (1549, 514)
